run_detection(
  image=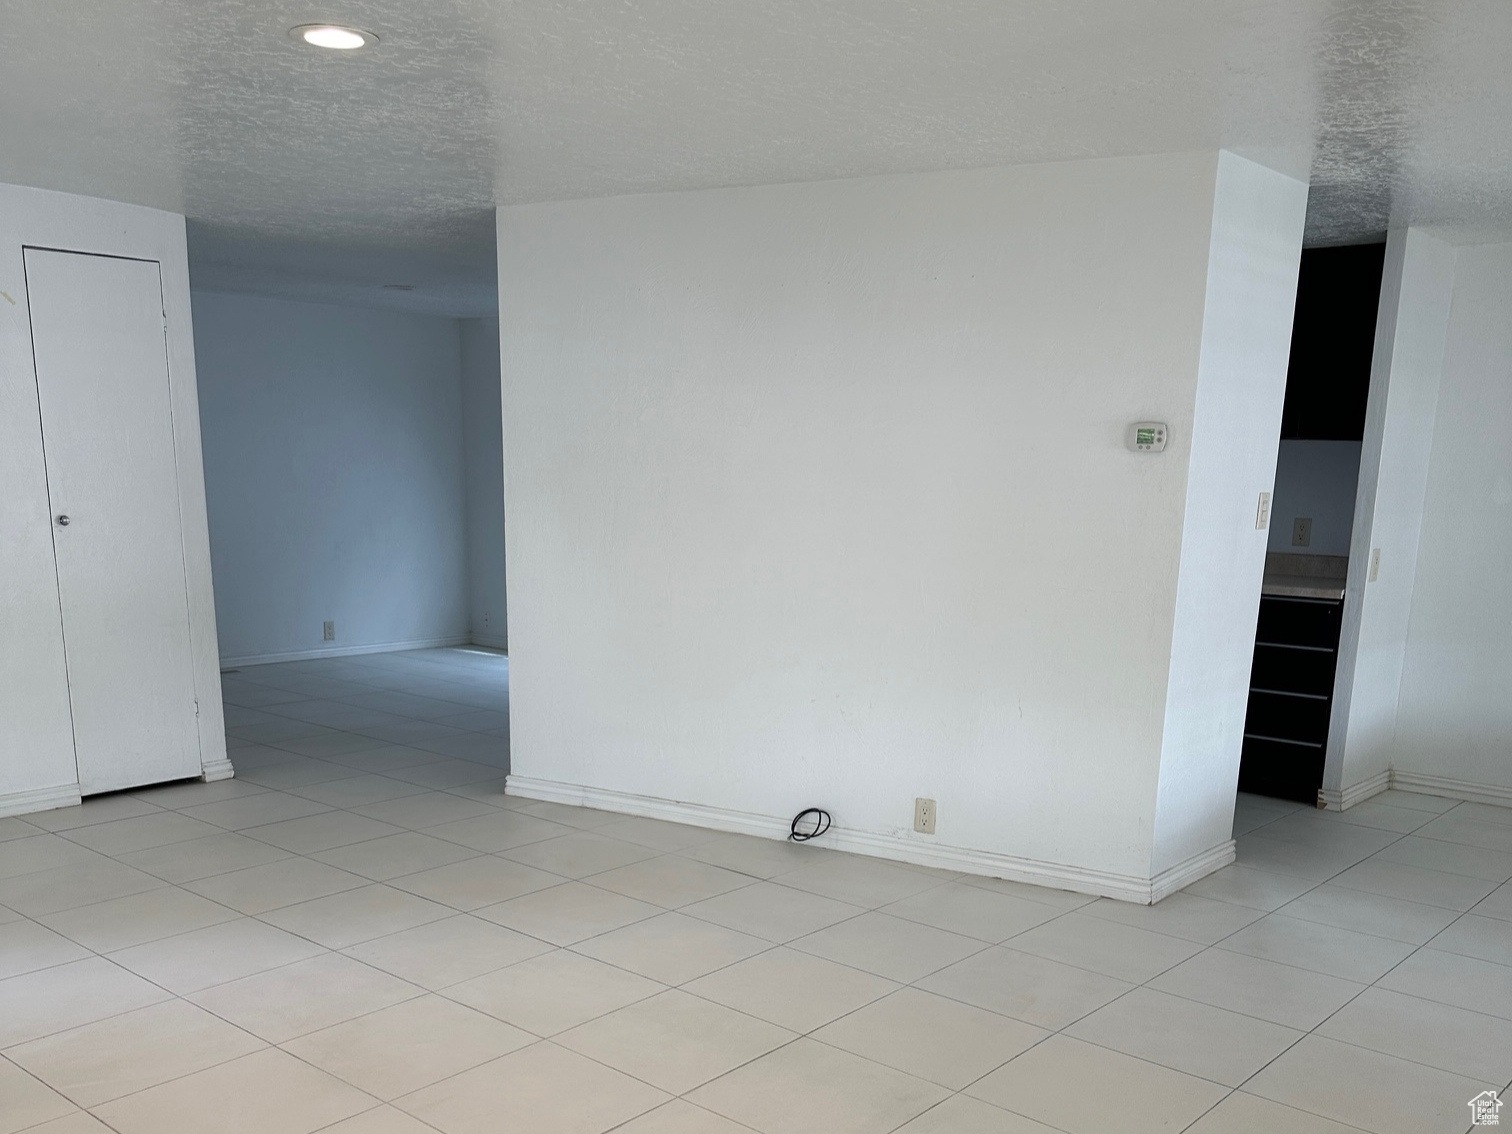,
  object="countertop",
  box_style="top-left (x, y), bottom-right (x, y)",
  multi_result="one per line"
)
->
top-left (1260, 552), bottom-right (1348, 601)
